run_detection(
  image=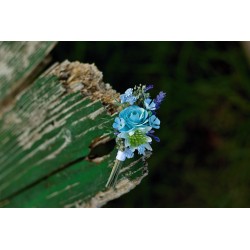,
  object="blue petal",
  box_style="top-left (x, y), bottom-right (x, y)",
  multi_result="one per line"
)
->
top-left (145, 85), bottom-right (154, 92)
top-left (113, 123), bottom-right (118, 129)
top-left (115, 117), bottom-right (120, 124)
top-left (154, 91), bottom-right (166, 109)
top-left (143, 143), bottom-right (152, 151)
top-left (113, 117), bottom-right (125, 131)
top-left (125, 88), bottom-right (133, 96)
top-left (137, 145), bottom-right (146, 155)
top-left (150, 134), bottom-right (160, 142)
top-left (120, 88), bottom-right (137, 104)
top-left (124, 148), bottom-right (134, 158)
top-left (144, 98), bottom-right (156, 110)
top-left (120, 94), bottom-right (127, 103)
top-left (149, 115), bottom-right (160, 129)
top-left (128, 96), bottom-right (137, 105)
